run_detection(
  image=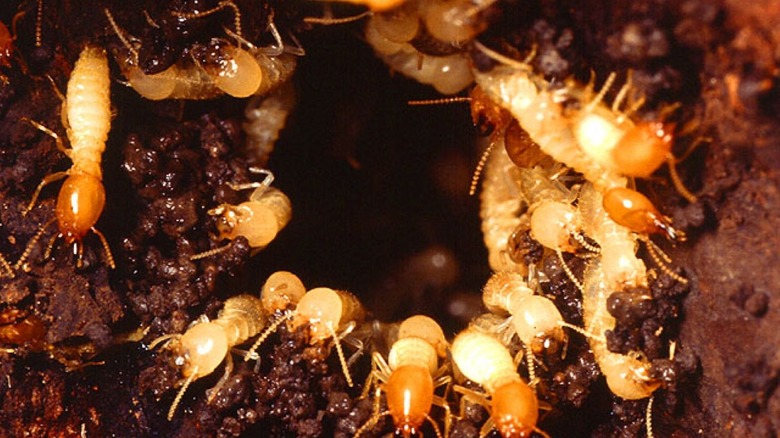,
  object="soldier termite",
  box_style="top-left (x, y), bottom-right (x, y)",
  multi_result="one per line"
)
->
top-left (190, 168), bottom-right (291, 261)
top-left (451, 328), bottom-right (548, 438)
top-left (16, 46), bottom-right (115, 270)
top-left (151, 294), bottom-right (266, 421)
top-left (356, 315), bottom-right (452, 438)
